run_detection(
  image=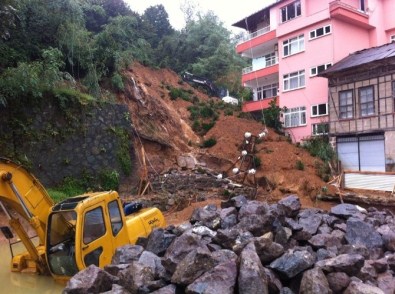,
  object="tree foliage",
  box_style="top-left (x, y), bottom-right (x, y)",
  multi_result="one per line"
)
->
top-left (0, 0), bottom-right (249, 103)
